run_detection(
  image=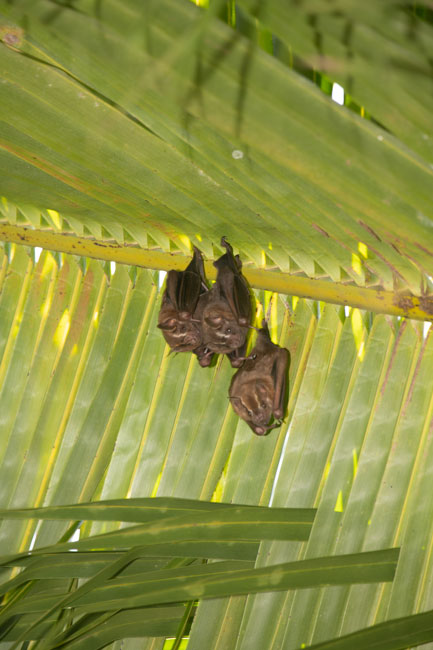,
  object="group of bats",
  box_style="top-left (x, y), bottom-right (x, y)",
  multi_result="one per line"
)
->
top-left (157, 237), bottom-right (290, 436)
